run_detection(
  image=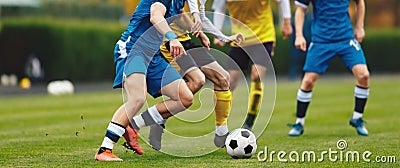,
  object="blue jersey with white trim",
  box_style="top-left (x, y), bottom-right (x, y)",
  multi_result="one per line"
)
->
top-left (295, 0), bottom-right (354, 43)
top-left (115, 0), bottom-right (185, 62)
